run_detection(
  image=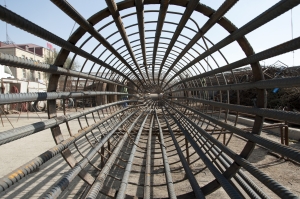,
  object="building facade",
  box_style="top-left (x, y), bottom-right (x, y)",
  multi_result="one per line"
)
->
top-left (0, 42), bottom-right (53, 83)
